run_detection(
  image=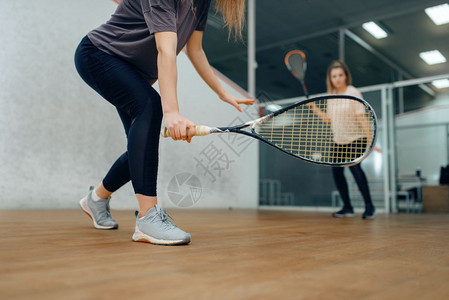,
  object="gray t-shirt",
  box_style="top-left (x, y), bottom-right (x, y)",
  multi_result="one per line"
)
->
top-left (88, 0), bottom-right (211, 81)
